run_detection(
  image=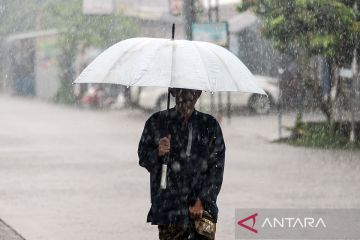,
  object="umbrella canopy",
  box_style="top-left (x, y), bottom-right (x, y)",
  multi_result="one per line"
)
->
top-left (74, 37), bottom-right (266, 95)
